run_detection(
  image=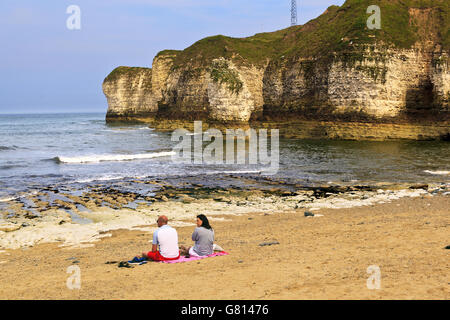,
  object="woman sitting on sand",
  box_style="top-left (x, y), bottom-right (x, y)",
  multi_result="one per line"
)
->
top-left (180, 214), bottom-right (215, 257)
